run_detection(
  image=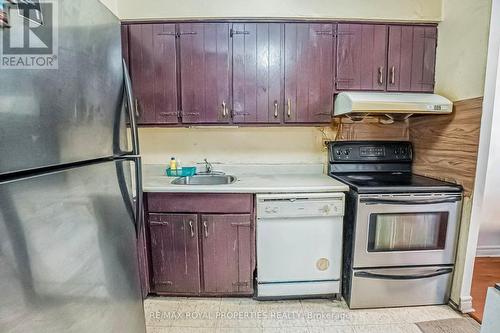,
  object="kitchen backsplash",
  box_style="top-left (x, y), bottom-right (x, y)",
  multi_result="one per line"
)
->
top-left (138, 119), bottom-right (412, 167)
top-left (138, 127), bottom-right (336, 166)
